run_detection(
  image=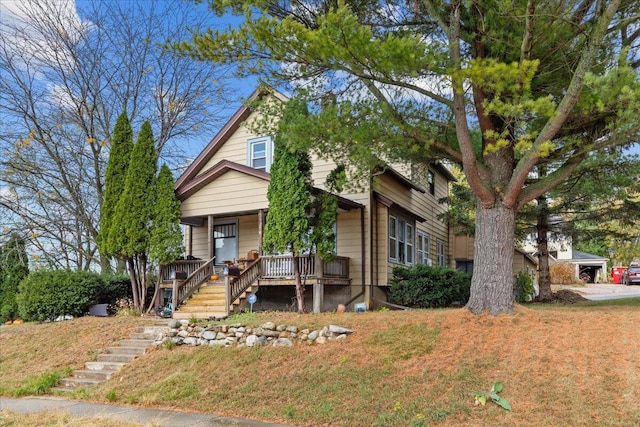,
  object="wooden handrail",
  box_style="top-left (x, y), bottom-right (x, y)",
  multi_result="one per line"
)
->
top-left (172, 257), bottom-right (216, 313)
top-left (226, 258), bottom-right (261, 313)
